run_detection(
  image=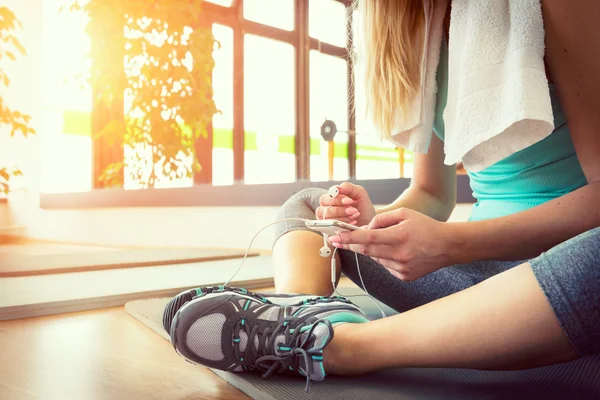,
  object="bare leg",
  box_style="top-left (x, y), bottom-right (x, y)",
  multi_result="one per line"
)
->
top-left (324, 262), bottom-right (578, 375)
top-left (272, 231), bottom-right (340, 296)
